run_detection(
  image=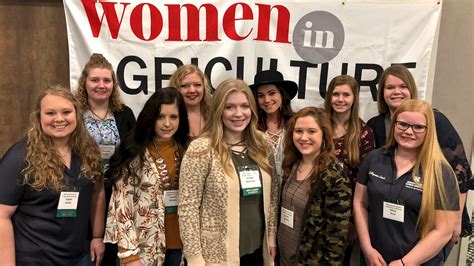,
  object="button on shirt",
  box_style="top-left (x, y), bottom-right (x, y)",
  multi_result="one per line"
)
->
top-left (357, 148), bottom-right (459, 265)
